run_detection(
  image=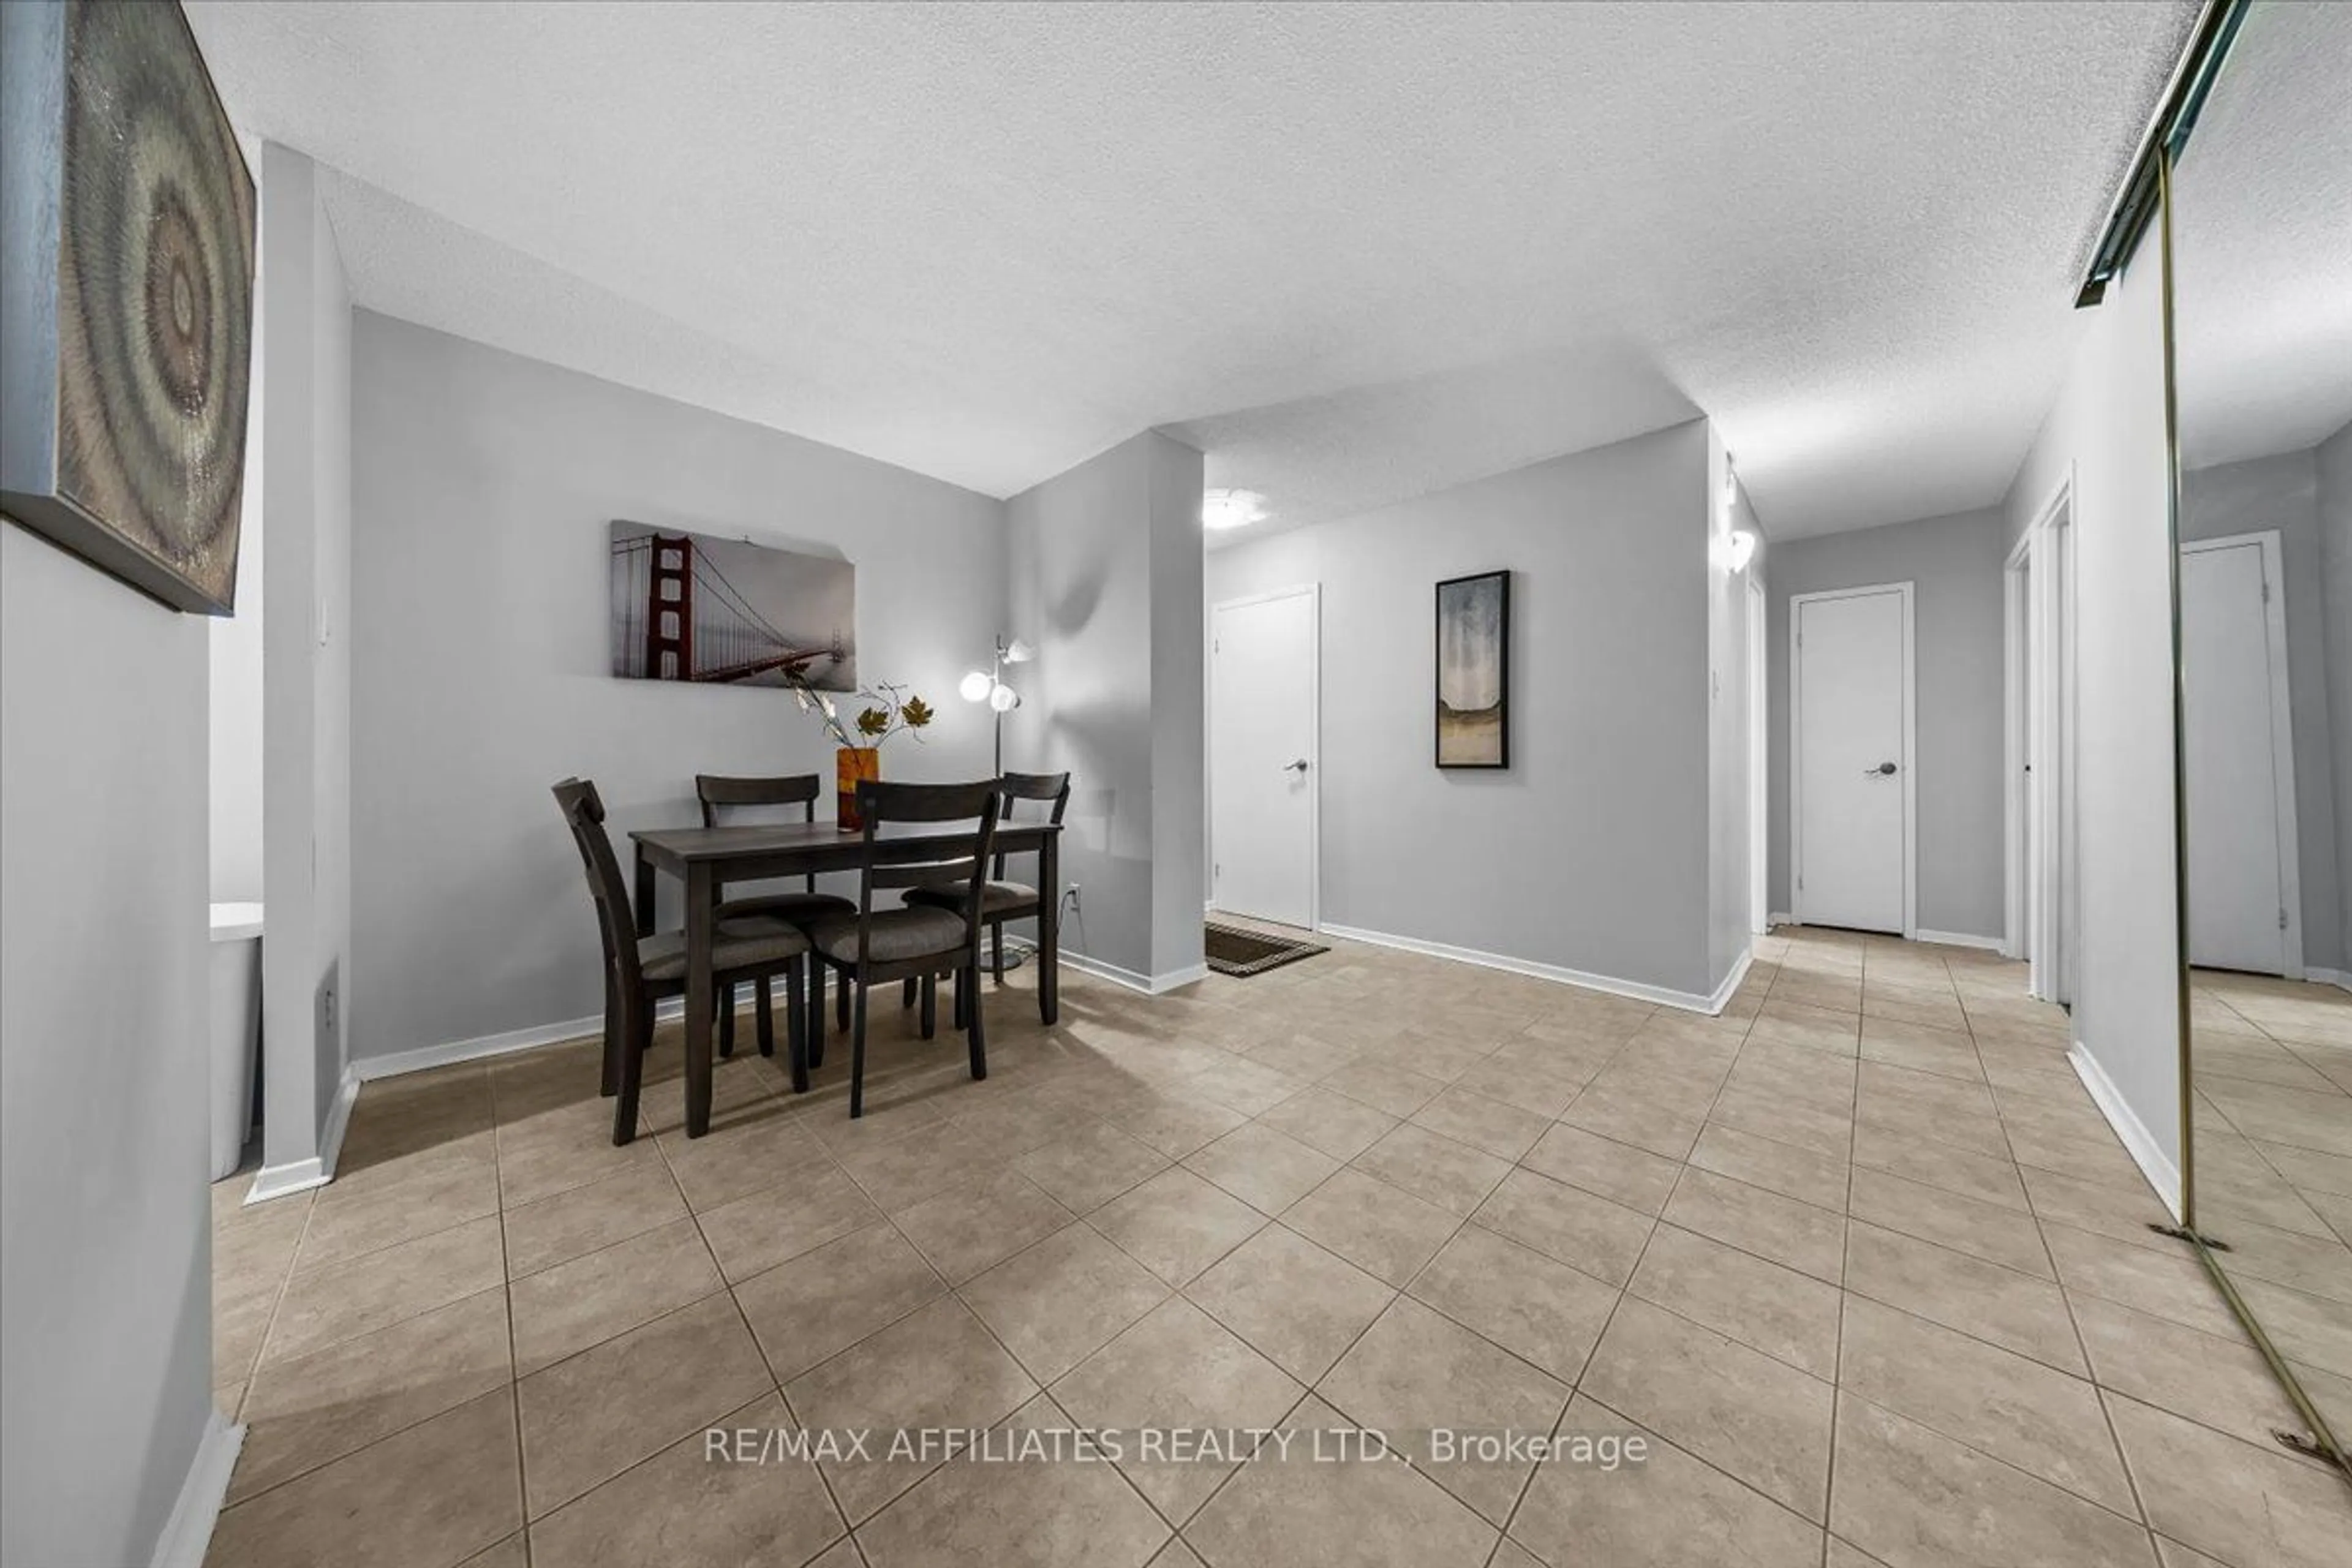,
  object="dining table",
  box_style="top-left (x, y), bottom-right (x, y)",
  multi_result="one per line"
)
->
top-left (628, 816), bottom-right (1061, 1136)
